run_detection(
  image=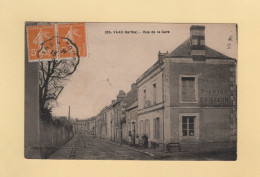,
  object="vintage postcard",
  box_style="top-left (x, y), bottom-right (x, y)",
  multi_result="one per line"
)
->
top-left (25, 22), bottom-right (237, 160)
